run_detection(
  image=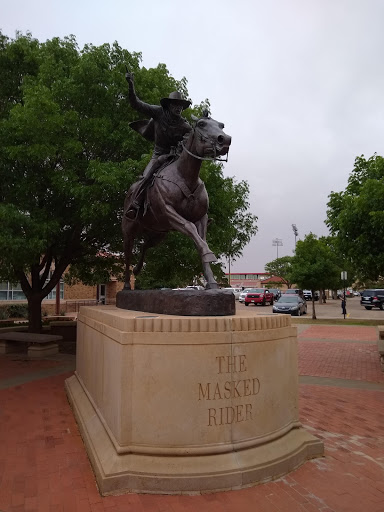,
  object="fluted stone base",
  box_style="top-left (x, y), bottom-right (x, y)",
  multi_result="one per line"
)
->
top-left (65, 306), bottom-right (324, 495)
